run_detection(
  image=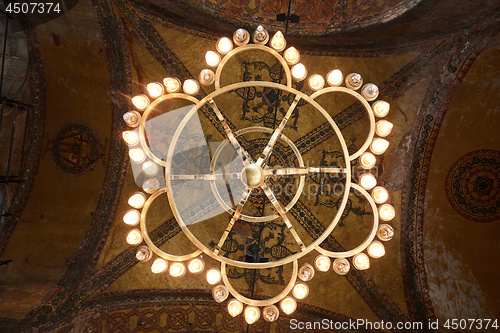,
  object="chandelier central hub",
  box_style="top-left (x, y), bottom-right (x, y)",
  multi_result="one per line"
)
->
top-left (241, 164), bottom-right (265, 188)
